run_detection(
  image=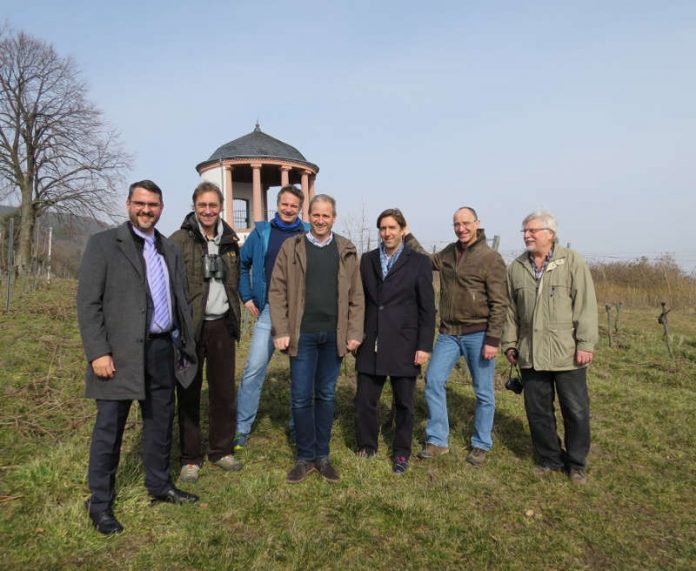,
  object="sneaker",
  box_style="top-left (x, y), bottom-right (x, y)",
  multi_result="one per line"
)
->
top-left (286, 460), bottom-right (316, 484)
top-left (466, 448), bottom-right (487, 466)
top-left (416, 443), bottom-right (449, 460)
top-left (213, 454), bottom-right (242, 472)
top-left (569, 467), bottom-right (587, 485)
top-left (356, 448), bottom-right (376, 458)
top-left (392, 456), bottom-right (409, 475)
top-left (533, 464), bottom-right (562, 478)
top-left (179, 463), bottom-right (200, 483)
top-left (315, 457), bottom-right (340, 482)
top-left (232, 433), bottom-right (247, 452)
